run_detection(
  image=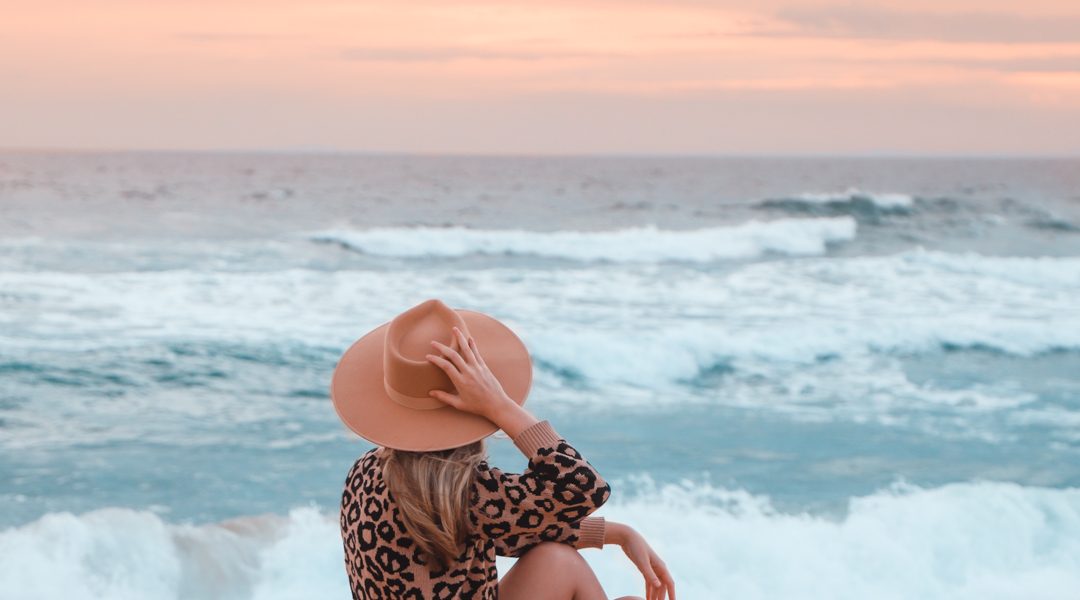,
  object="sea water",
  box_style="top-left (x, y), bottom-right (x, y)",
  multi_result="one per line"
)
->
top-left (1, 153), bottom-right (1079, 599)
